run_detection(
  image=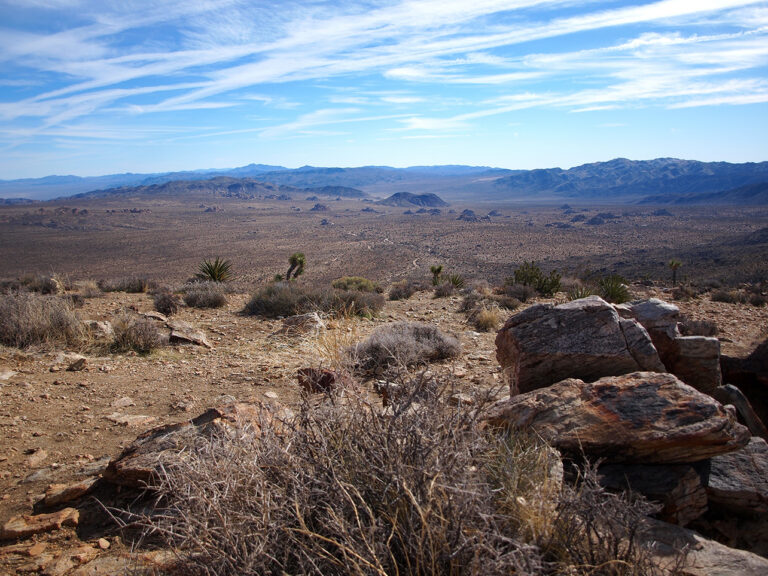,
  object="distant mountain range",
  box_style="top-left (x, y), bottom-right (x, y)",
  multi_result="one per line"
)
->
top-left (1, 158), bottom-right (767, 204)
